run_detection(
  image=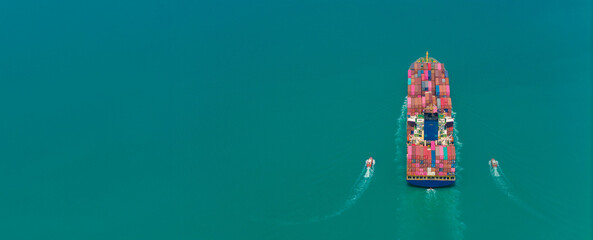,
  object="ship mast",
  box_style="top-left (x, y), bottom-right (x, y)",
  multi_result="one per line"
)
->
top-left (426, 51), bottom-right (429, 62)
